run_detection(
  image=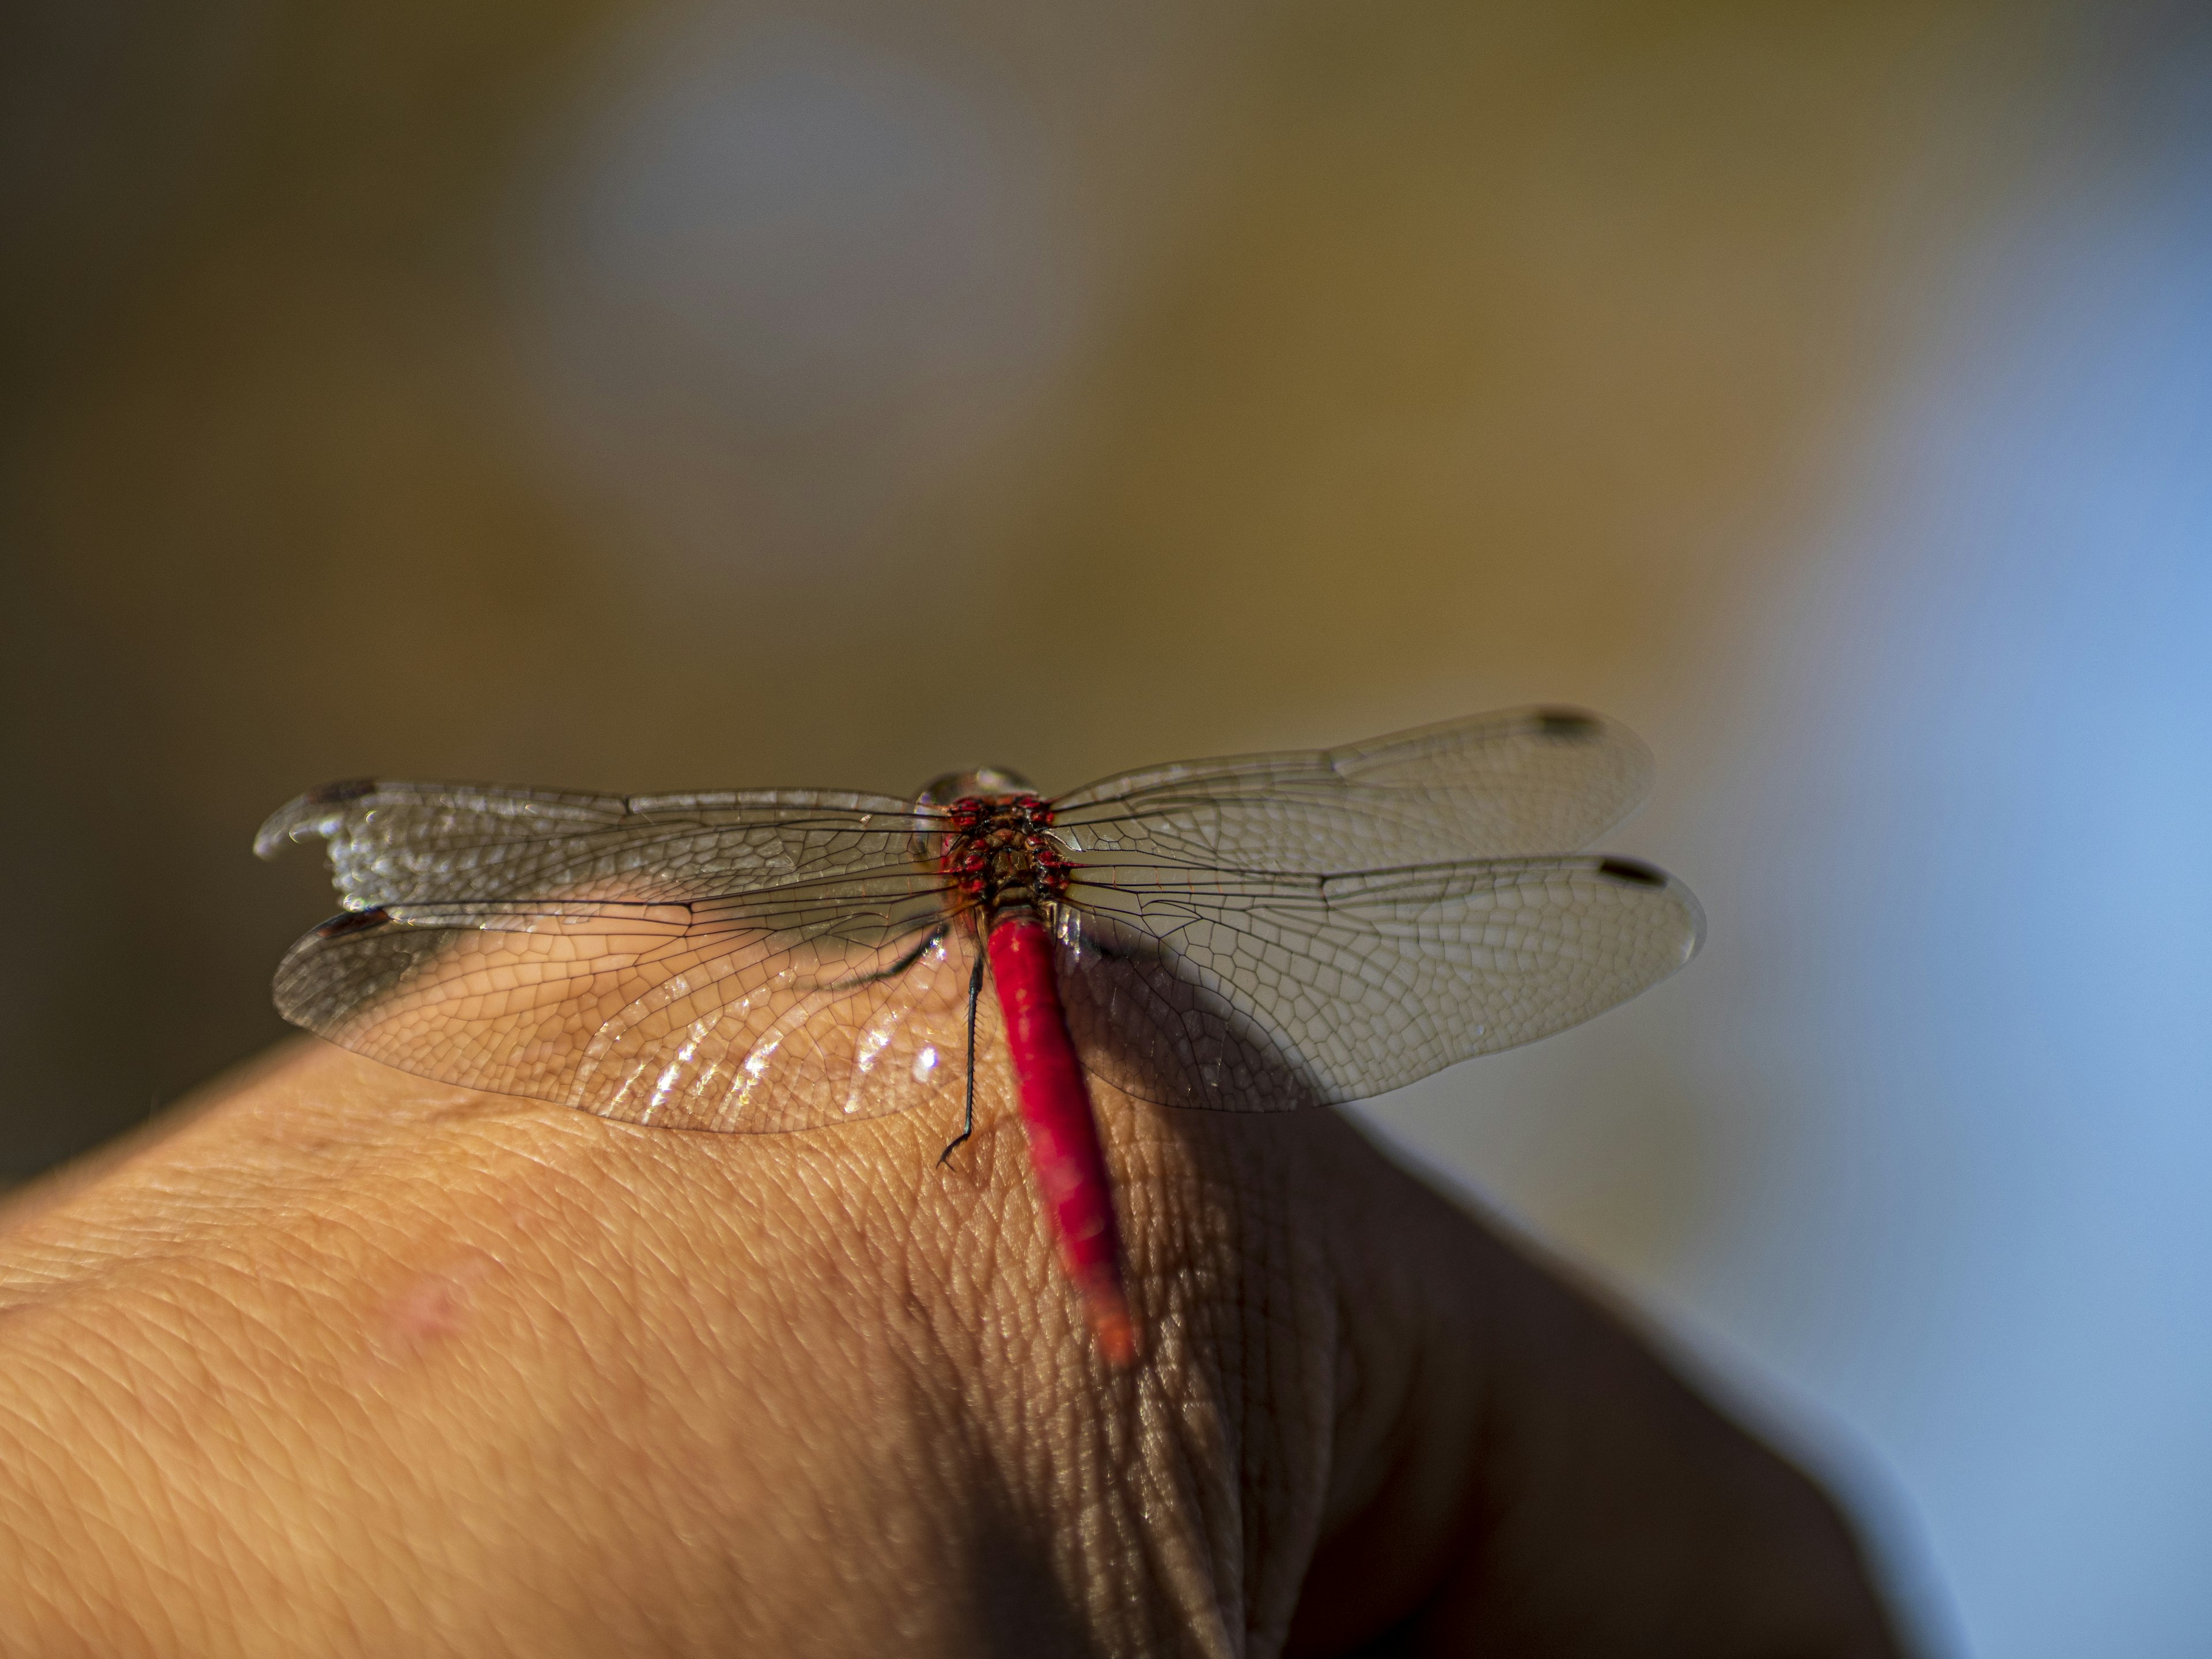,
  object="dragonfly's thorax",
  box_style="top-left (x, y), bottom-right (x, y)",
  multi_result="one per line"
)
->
top-left (940, 793), bottom-right (1072, 918)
